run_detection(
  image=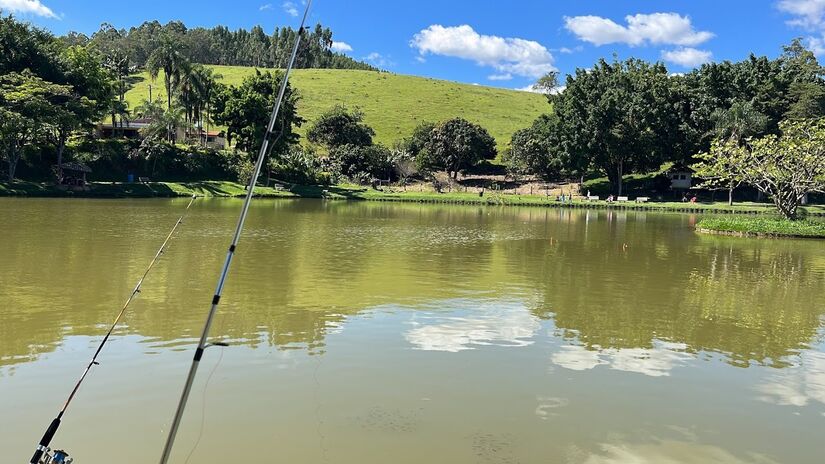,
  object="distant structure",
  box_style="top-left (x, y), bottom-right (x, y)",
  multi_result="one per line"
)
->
top-left (97, 119), bottom-right (226, 149)
top-left (57, 162), bottom-right (92, 190)
top-left (669, 164), bottom-right (693, 191)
